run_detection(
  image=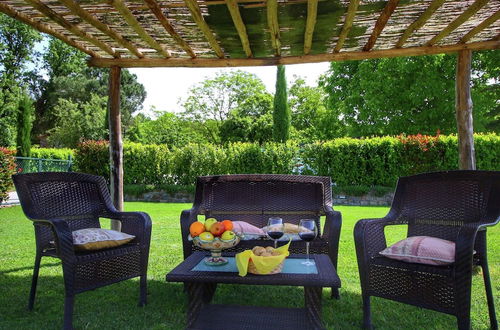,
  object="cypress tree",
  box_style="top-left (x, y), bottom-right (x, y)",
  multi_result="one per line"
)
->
top-left (272, 65), bottom-right (290, 142)
top-left (16, 94), bottom-right (33, 157)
